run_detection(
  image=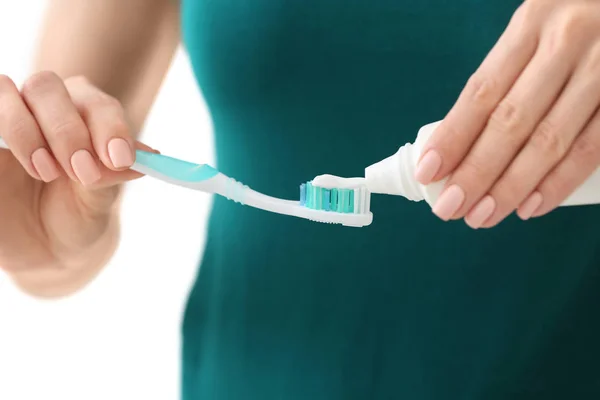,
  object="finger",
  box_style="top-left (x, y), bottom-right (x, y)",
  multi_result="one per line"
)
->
top-left (0, 75), bottom-right (60, 182)
top-left (415, 7), bottom-right (539, 186)
top-left (435, 36), bottom-right (576, 222)
top-left (74, 142), bottom-right (160, 189)
top-left (93, 143), bottom-right (161, 187)
top-left (21, 71), bottom-right (101, 186)
top-left (65, 77), bottom-right (136, 172)
top-left (477, 50), bottom-right (600, 228)
top-left (518, 108), bottom-right (600, 219)
top-left (90, 168), bottom-right (144, 188)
